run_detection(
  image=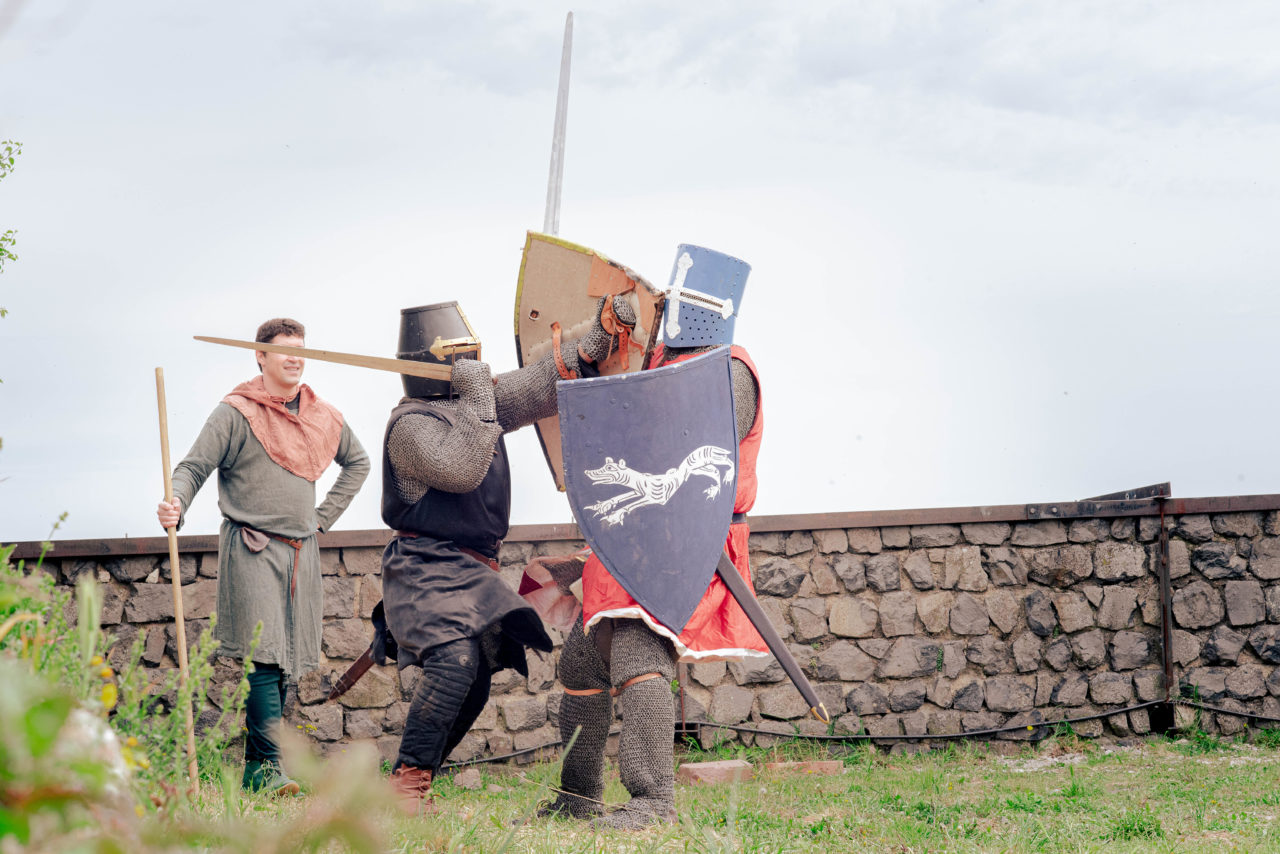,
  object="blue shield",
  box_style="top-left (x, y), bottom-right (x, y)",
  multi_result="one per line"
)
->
top-left (558, 347), bottom-right (738, 634)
